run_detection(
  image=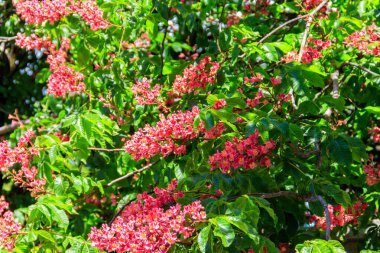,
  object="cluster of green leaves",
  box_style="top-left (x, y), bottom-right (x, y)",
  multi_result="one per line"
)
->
top-left (1, 0), bottom-right (380, 252)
